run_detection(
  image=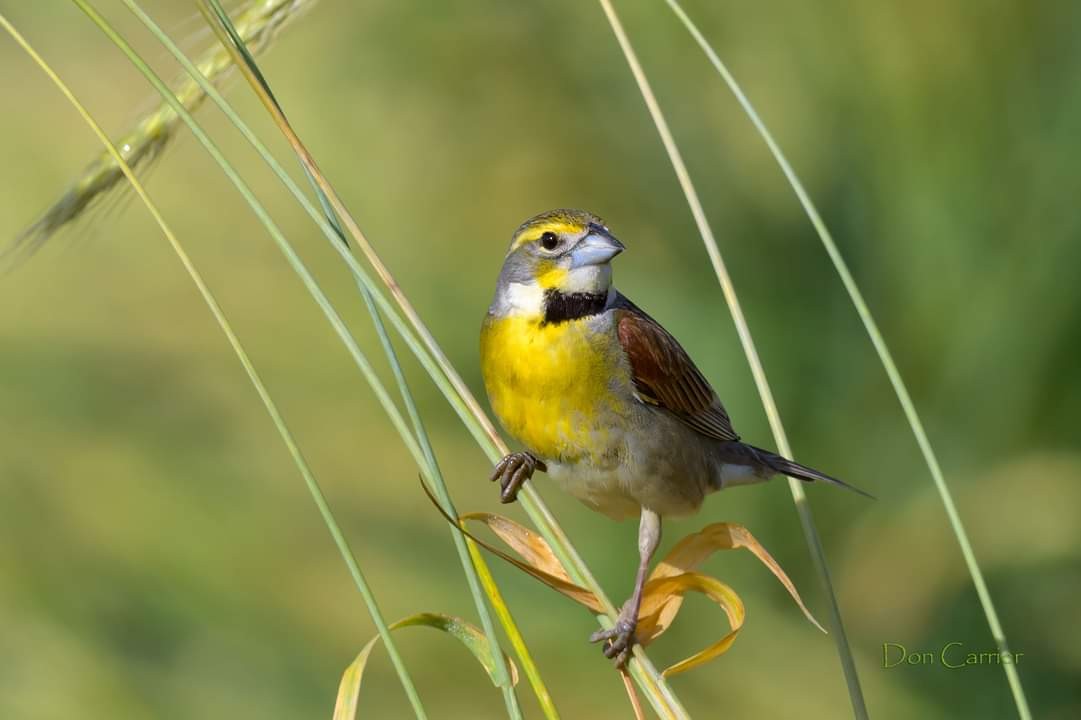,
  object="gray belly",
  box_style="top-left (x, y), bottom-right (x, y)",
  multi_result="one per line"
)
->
top-left (544, 404), bottom-right (724, 520)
